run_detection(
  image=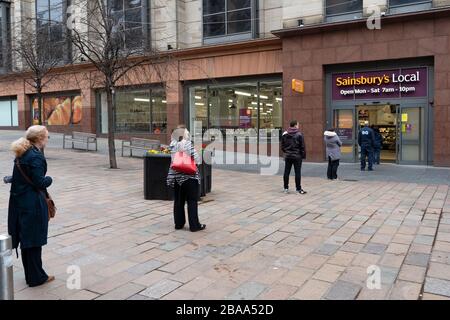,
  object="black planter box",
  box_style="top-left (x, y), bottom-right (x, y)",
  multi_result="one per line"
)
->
top-left (199, 150), bottom-right (213, 196)
top-left (198, 163), bottom-right (212, 197)
top-left (144, 153), bottom-right (173, 200)
top-left (144, 152), bottom-right (212, 201)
